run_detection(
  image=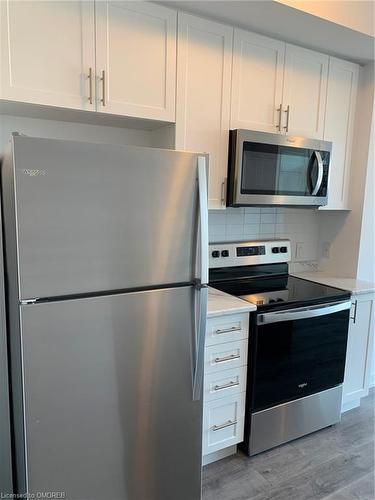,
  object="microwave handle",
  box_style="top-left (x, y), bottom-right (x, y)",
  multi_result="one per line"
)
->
top-left (308, 151), bottom-right (324, 196)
